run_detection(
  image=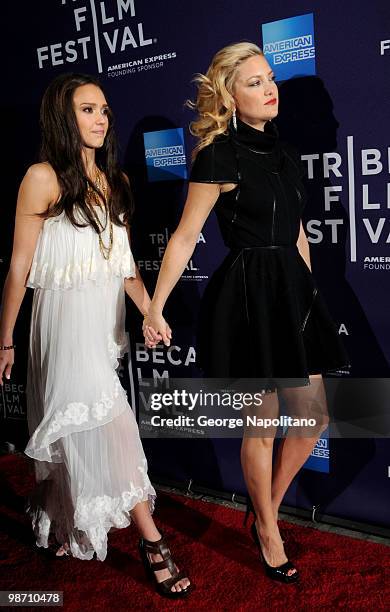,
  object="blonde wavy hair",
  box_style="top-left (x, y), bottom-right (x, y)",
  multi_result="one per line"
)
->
top-left (188, 42), bottom-right (263, 158)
